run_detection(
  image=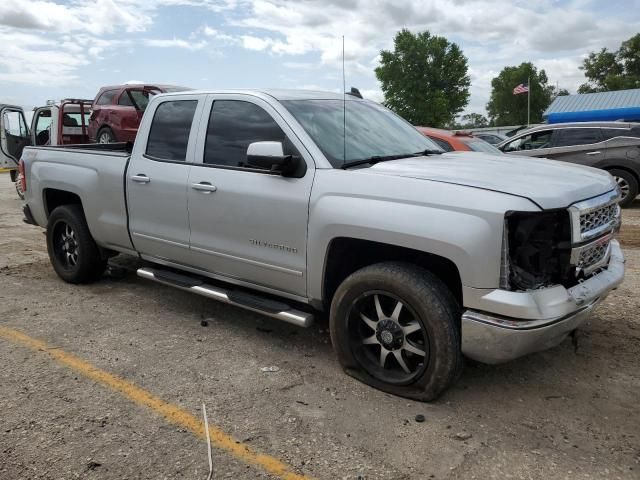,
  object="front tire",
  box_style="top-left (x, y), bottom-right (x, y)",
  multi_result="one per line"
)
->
top-left (330, 262), bottom-right (462, 401)
top-left (46, 205), bottom-right (106, 283)
top-left (610, 169), bottom-right (638, 208)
